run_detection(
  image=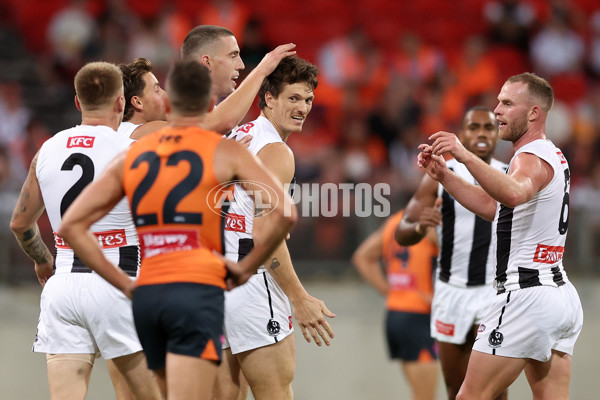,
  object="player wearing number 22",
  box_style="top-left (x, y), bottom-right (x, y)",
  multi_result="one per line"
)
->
top-left (418, 73), bottom-right (583, 399)
top-left (10, 62), bottom-right (160, 399)
top-left (59, 60), bottom-right (297, 399)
